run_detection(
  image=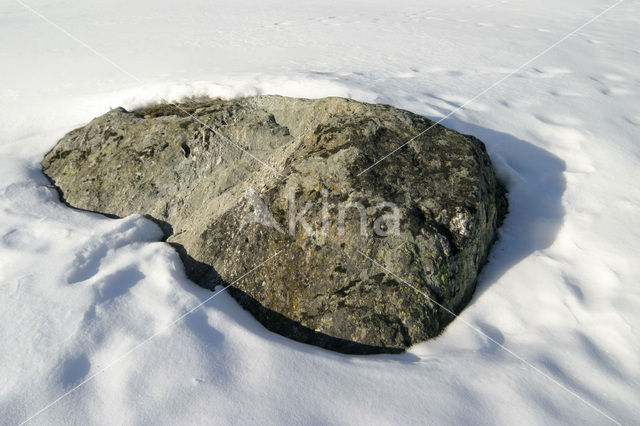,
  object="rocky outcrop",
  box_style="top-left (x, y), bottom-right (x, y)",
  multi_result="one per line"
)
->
top-left (42, 95), bottom-right (507, 353)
